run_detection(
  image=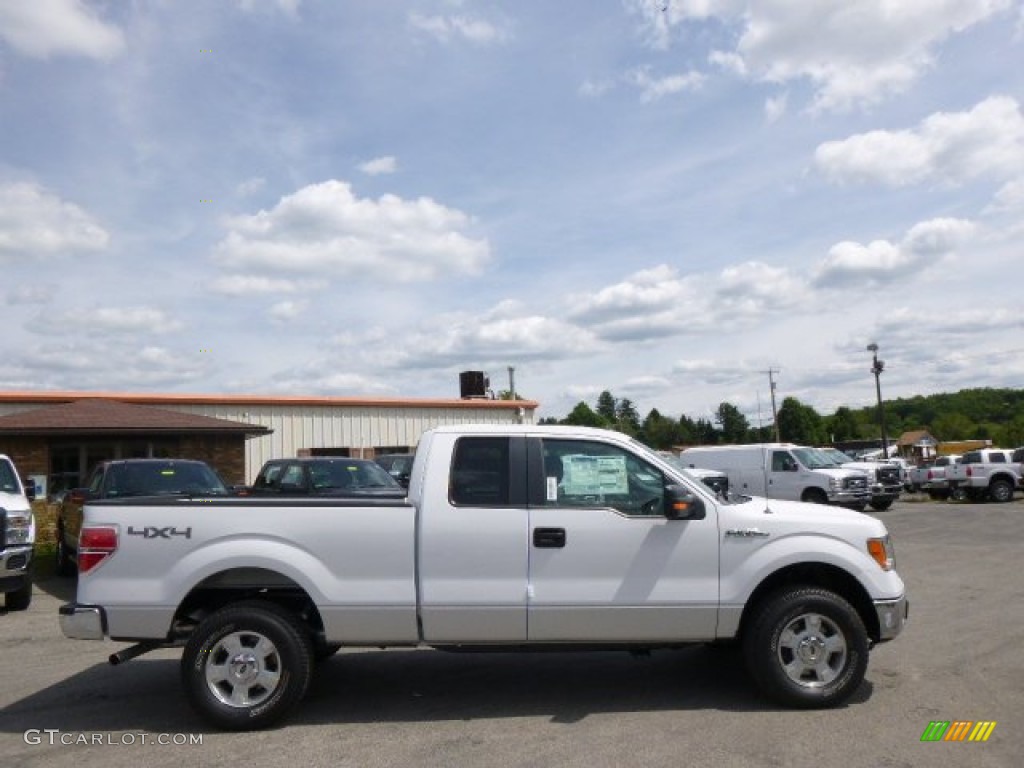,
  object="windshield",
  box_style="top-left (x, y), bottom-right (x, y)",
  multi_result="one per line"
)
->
top-left (107, 462), bottom-right (229, 497)
top-left (792, 448), bottom-right (835, 470)
top-left (820, 448), bottom-right (854, 466)
top-left (309, 460), bottom-right (400, 490)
